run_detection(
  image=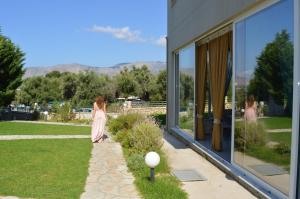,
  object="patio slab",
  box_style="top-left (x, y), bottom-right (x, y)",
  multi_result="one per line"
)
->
top-left (163, 132), bottom-right (256, 199)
